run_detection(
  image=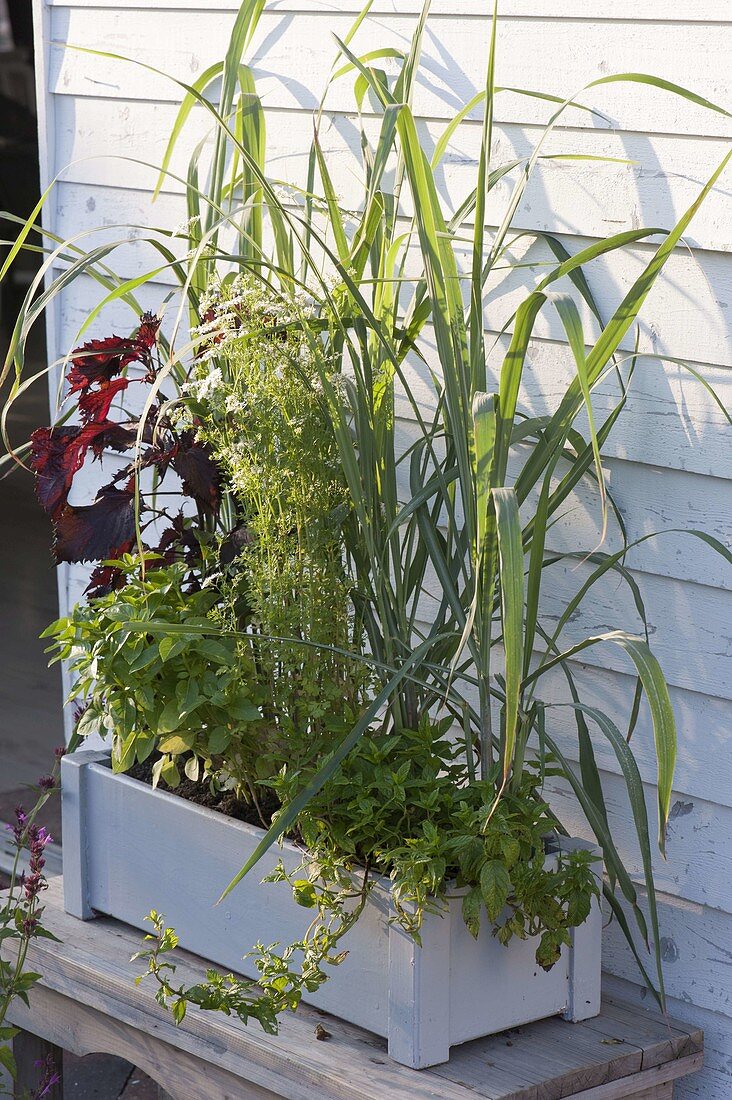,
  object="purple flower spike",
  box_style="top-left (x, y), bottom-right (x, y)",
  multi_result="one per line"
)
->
top-left (32, 1053), bottom-right (61, 1098)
